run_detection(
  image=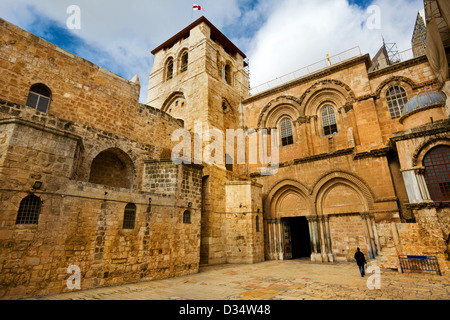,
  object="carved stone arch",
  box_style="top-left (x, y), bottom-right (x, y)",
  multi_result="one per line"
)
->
top-left (222, 97), bottom-right (233, 114)
top-left (311, 170), bottom-right (375, 211)
top-left (299, 80), bottom-right (355, 116)
top-left (375, 76), bottom-right (417, 99)
top-left (161, 91), bottom-right (186, 114)
top-left (264, 179), bottom-right (313, 219)
top-left (412, 137), bottom-right (450, 167)
top-left (163, 55), bottom-right (175, 81)
top-left (257, 95), bottom-right (302, 128)
top-left (88, 147), bottom-right (137, 189)
top-left (177, 47), bottom-right (189, 72)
